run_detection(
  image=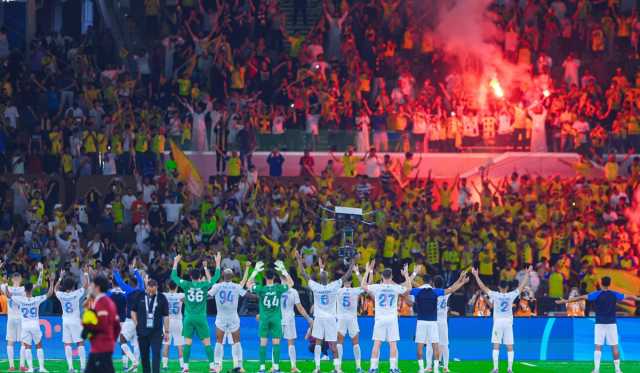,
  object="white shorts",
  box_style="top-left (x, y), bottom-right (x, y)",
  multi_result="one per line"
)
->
top-left (595, 324), bottom-right (619, 346)
top-left (337, 316), bottom-right (360, 337)
top-left (21, 325), bottom-right (43, 345)
top-left (164, 318), bottom-right (184, 346)
top-left (6, 317), bottom-right (21, 341)
top-left (62, 319), bottom-right (83, 344)
top-left (215, 317), bottom-right (240, 334)
top-left (282, 318), bottom-right (297, 340)
top-left (372, 317), bottom-right (400, 342)
top-left (121, 319), bottom-right (137, 342)
top-left (491, 319), bottom-right (514, 345)
top-left (311, 316), bottom-right (338, 342)
top-left (415, 320), bottom-right (439, 344)
top-left (438, 320), bottom-right (449, 346)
